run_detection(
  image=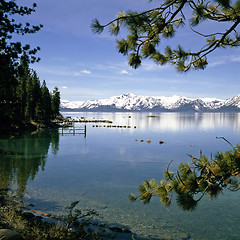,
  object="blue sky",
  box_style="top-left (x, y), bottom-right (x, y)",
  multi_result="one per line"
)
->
top-left (17, 0), bottom-right (240, 101)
